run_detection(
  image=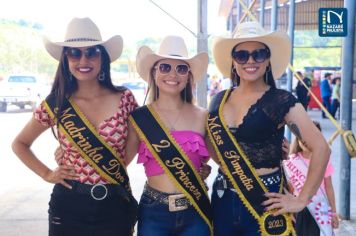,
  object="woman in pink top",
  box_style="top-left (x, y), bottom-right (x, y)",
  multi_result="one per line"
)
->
top-left (125, 36), bottom-right (212, 235)
top-left (12, 18), bottom-right (138, 236)
top-left (288, 120), bottom-right (338, 235)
